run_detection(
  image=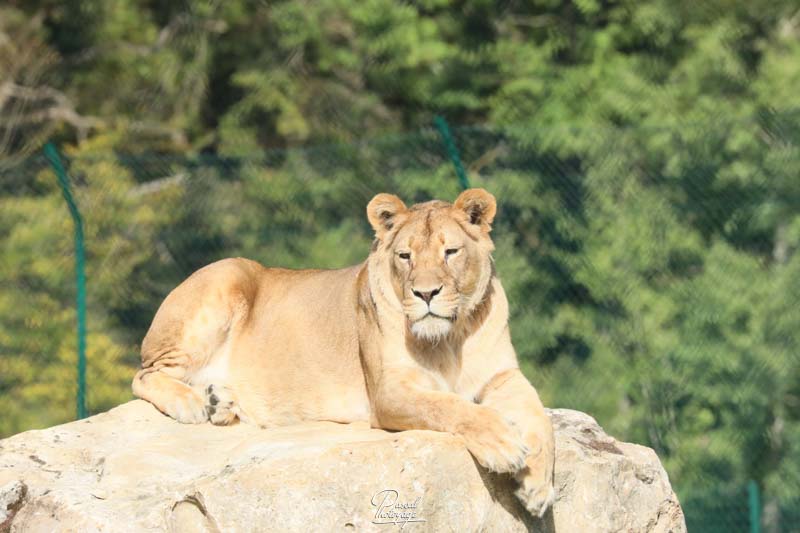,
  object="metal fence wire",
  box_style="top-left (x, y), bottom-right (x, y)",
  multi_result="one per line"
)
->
top-left (1, 117), bottom-right (799, 531)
